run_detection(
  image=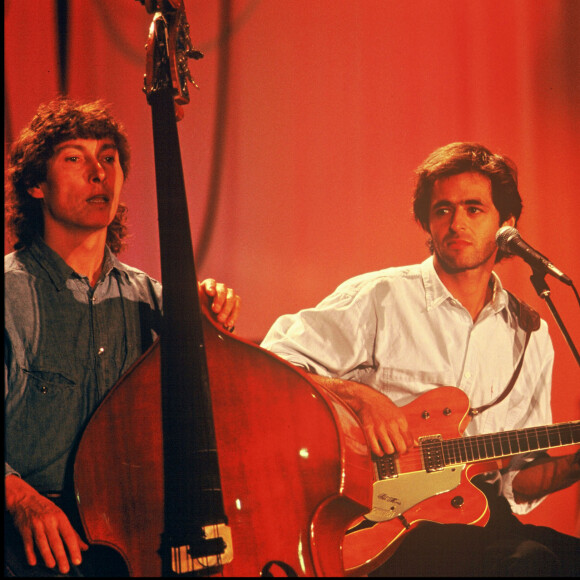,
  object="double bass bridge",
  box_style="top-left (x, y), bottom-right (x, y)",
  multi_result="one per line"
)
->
top-left (170, 523), bottom-right (233, 574)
